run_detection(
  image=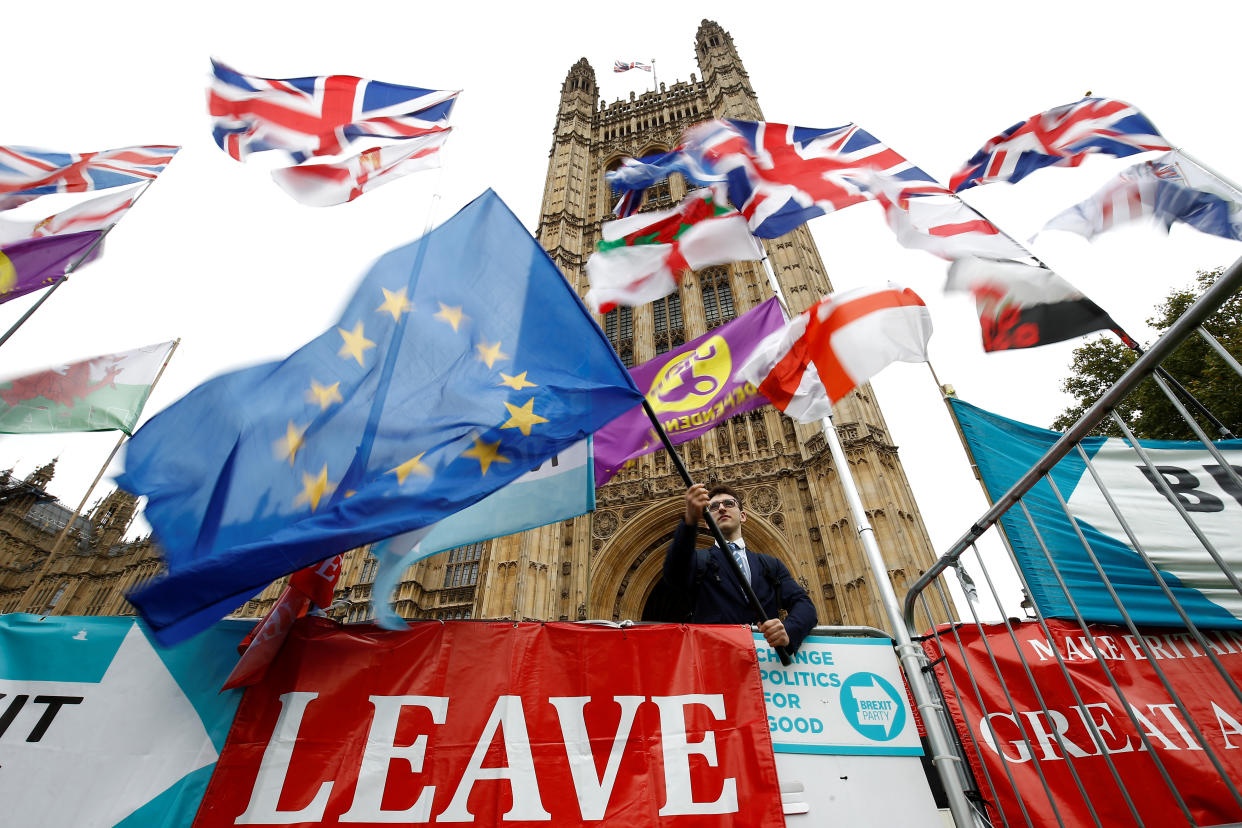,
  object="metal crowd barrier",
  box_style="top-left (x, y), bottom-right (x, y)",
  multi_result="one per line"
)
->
top-left (900, 258), bottom-right (1242, 827)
